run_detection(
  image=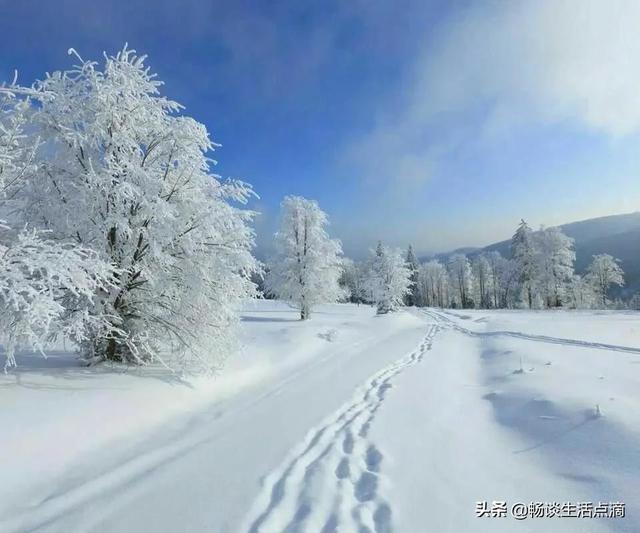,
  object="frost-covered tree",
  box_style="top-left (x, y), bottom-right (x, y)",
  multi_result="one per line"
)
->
top-left (511, 220), bottom-right (538, 308)
top-left (338, 257), bottom-right (355, 302)
top-left (7, 47), bottom-right (258, 368)
top-left (586, 254), bottom-right (624, 308)
top-left (566, 274), bottom-right (595, 309)
top-left (339, 258), bottom-right (368, 305)
top-left (484, 251), bottom-right (515, 309)
top-left (497, 256), bottom-right (519, 309)
top-left (0, 85), bottom-right (116, 370)
top-left (365, 242), bottom-right (411, 314)
top-left (629, 293), bottom-right (640, 310)
top-left (404, 245), bottom-right (420, 306)
top-left (266, 196), bottom-right (343, 319)
top-left (472, 254), bottom-right (492, 308)
top-left (0, 226), bottom-right (114, 370)
top-left (417, 259), bottom-right (448, 307)
top-left (535, 226), bottom-right (575, 308)
top-left (448, 254), bottom-right (474, 308)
